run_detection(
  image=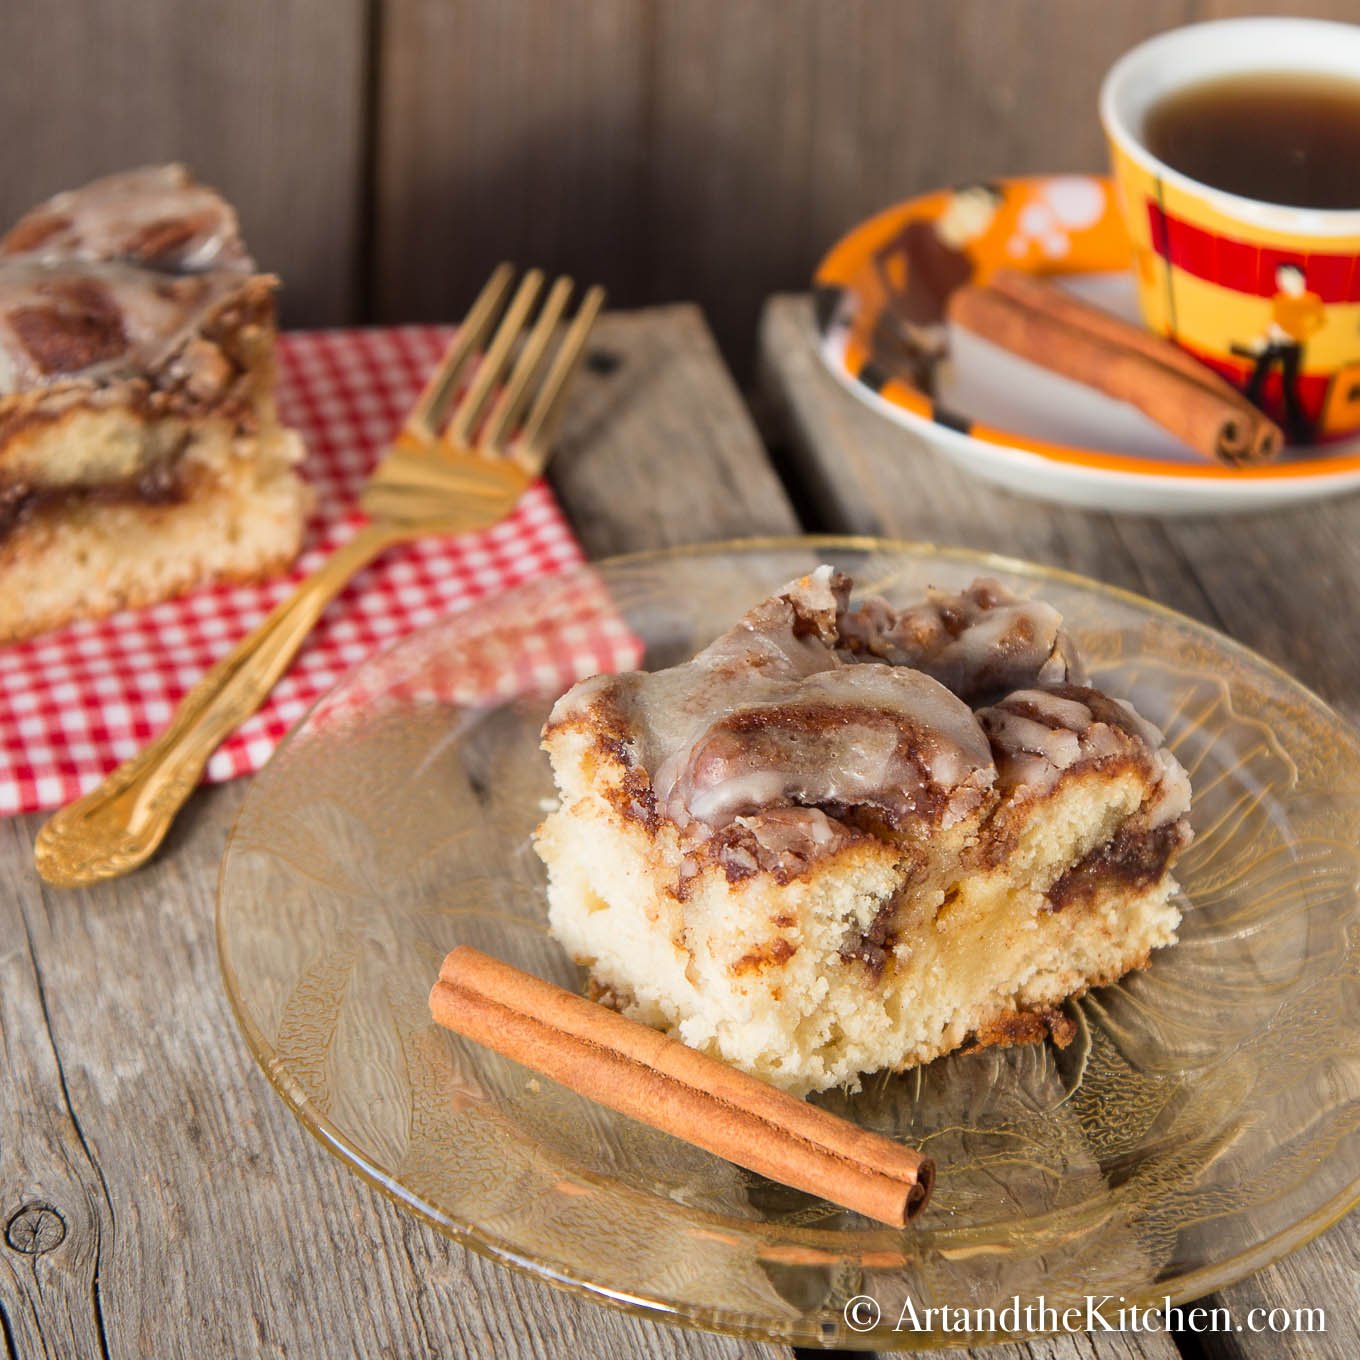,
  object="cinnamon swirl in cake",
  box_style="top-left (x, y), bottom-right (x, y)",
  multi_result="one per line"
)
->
top-left (0, 166), bottom-right (308, 642)
top-left (534, 567), bottom-right (1191, 1095)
